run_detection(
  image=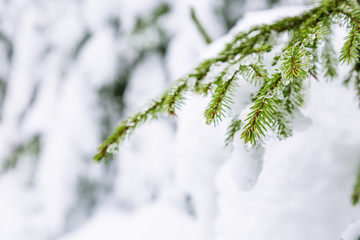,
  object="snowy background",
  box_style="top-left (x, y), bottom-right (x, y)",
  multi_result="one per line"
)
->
top-left (1, 0), bottom-right (360, 240)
